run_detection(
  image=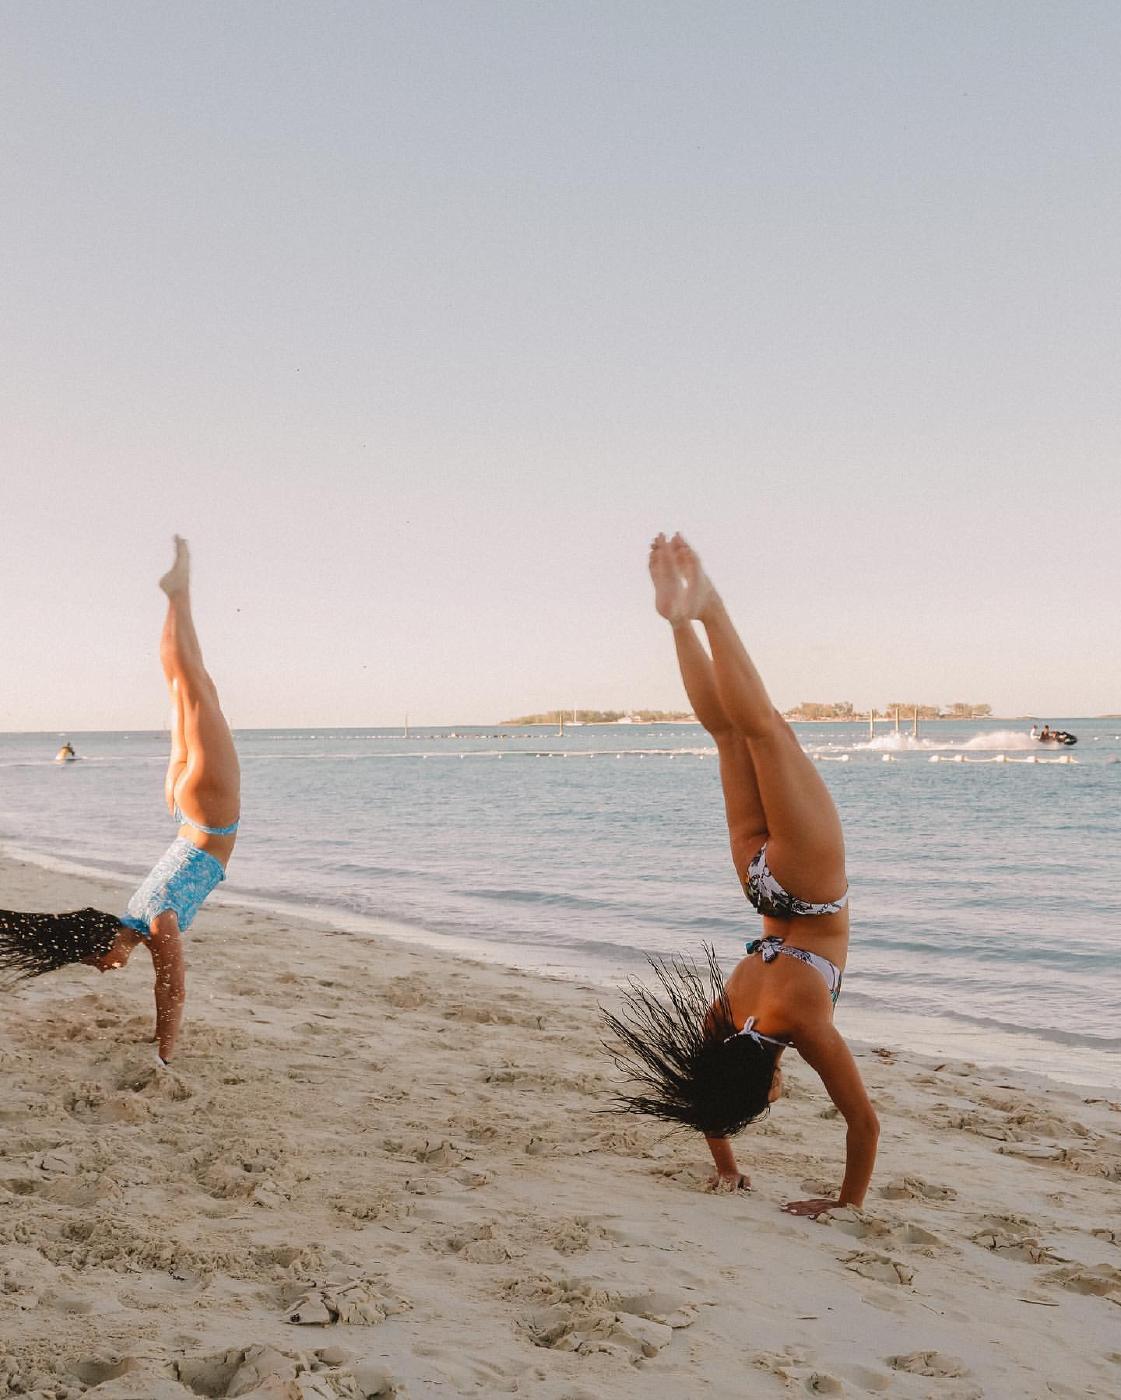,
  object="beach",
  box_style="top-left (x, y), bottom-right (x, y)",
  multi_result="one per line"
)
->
top-left (2, 851), bottom-right (1119, 1399)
